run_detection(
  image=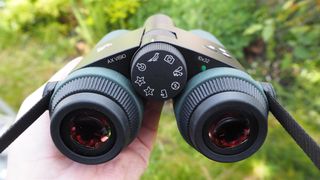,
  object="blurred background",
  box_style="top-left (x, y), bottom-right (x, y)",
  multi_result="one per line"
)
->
top-left (0, 0), bottom-right (319, 179)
